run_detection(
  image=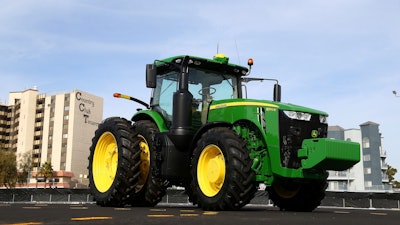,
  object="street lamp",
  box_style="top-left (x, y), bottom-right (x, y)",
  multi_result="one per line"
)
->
top-left (393, 90), bottom-right (399, 97)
